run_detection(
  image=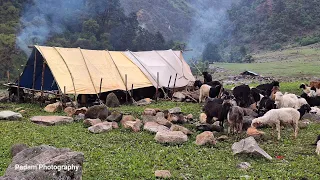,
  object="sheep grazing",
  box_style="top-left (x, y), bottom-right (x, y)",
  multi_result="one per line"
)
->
top-left (300, 93), bottom-right (320, 107)
top-left (251, 108), bottom-right (300, 140)
top-left (300, 83), bottom-right (311, 94)
top-left (199, 84), bottom-right (222, 103)
top-left (227, 106), bottom-right (244, 134)
top-left (310, 106), bottom-right (320, 115)
top-left (202, 72), bottom-right (212, 83)
top-left (256, 81), bottom-right (280, 97)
